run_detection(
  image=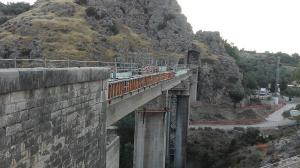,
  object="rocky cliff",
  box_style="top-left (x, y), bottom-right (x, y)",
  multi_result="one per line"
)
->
top-left (193, 31), bottom-right (243, 105)
top-left (88, 0), bottom-right (193, 53)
